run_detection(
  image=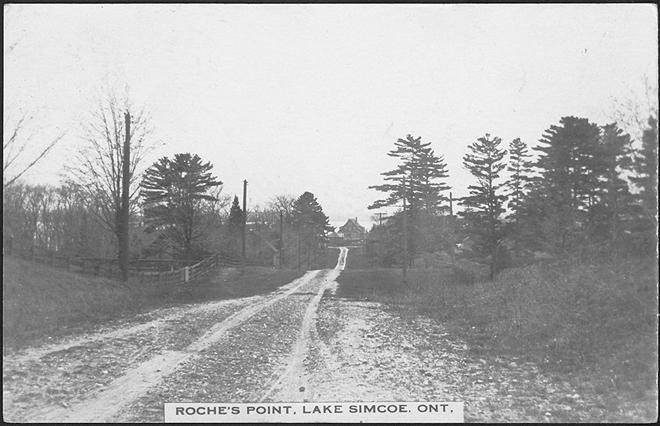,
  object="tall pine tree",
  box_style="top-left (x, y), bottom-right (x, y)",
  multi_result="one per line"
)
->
top-left (226, 195), bottom-right (244, 255)
top-left (140, 153), bottom-right (222, 261)
top-left (369, 134), bottom-right (451, 261)
top-left (628, 115), bottom-right (658, 254)
top-left (592, 123), bottom-right (633, 244)
top-left (460, 133), bottom-right (507, 279)
top-left (532, 116), bottom-right (601, 252)
top-left (413, 147), bottom-right (451, 215)
top-left (630, 116), bottom-right (658, 222)
top-left (505, 138), bottom-right (533, 224)
top-left (368, 134), bottom-right (428, 211)
top-left (291, 191), bottom-right (332, 268)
